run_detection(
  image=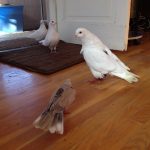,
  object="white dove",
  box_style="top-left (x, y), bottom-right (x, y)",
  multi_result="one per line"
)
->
top-left (28, 20), bottom-right (48, 41)
top-left (39, 20), bottom-right (60, 53)
top-left (75, 28), bottom-right (139, 83)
